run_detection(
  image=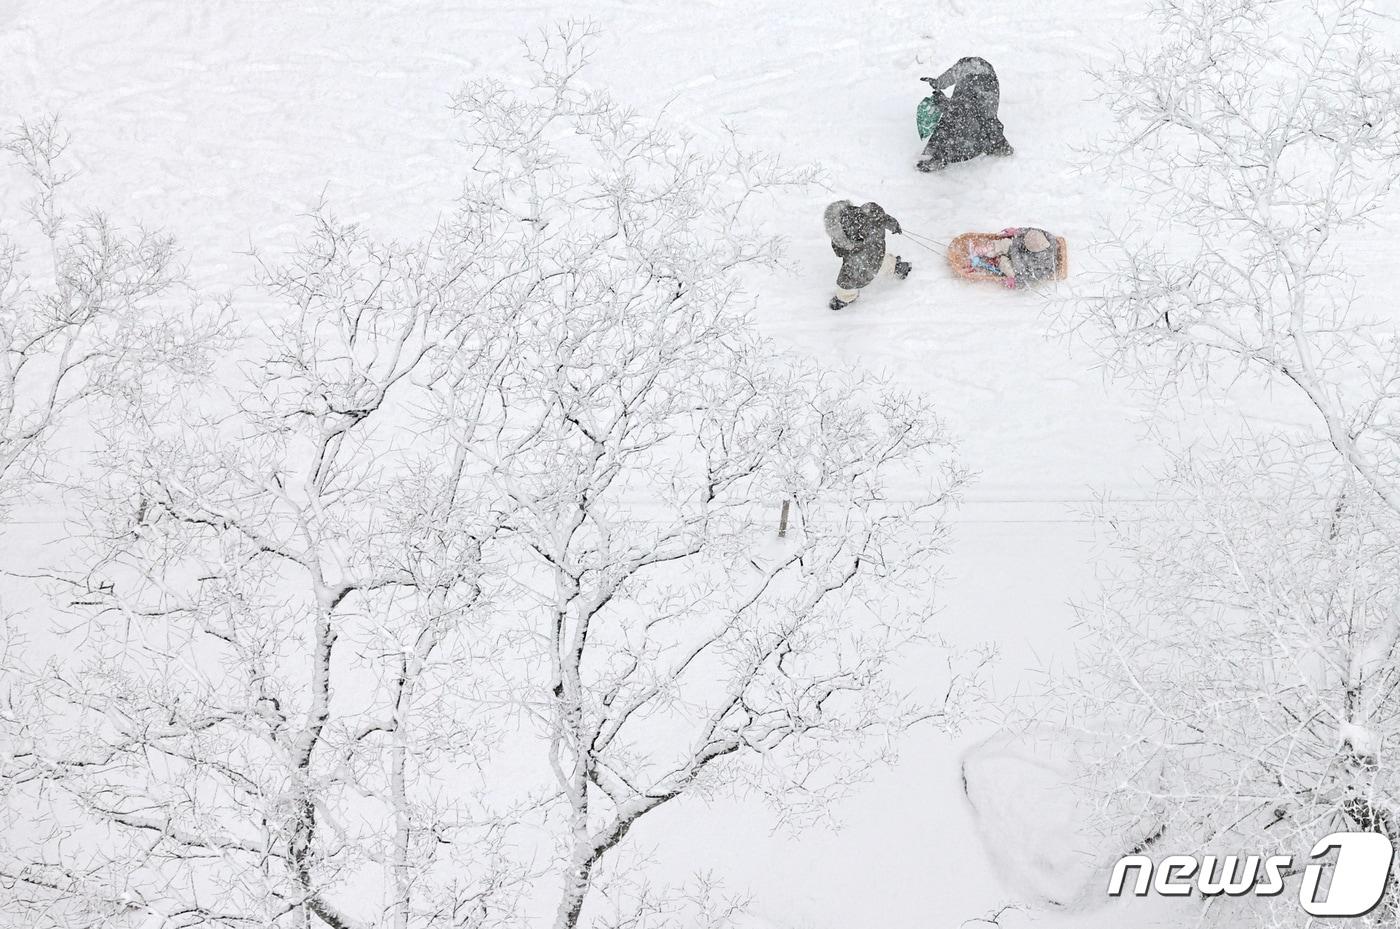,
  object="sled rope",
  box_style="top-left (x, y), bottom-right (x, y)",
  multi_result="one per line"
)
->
top-left (898, 237), bottom-right (942, 256)
top-left (900, 229), bottom-right (950, 253)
